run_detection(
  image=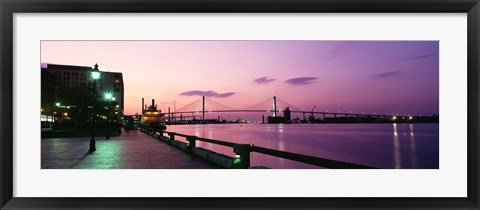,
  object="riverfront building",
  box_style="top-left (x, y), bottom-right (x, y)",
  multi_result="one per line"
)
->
top-left (42, 64), bottom-right (124, 110)
top-left (41, 64), bottom-right (124, 129)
